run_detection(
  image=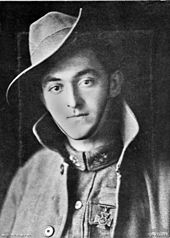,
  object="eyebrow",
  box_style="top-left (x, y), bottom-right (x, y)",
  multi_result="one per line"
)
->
top-left (74, 68), bottom-right (99, 78)
top-left (42, 68), bottom-right (99, 86)
top-left (42, 76), bottom-right (61, 86)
